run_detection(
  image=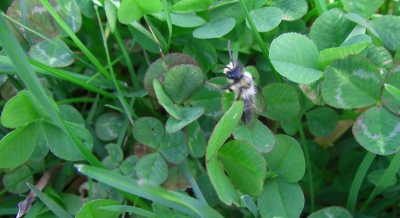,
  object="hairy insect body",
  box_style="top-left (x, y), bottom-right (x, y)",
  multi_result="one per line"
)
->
top-left (223, 61), bottom-right (259, 124)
